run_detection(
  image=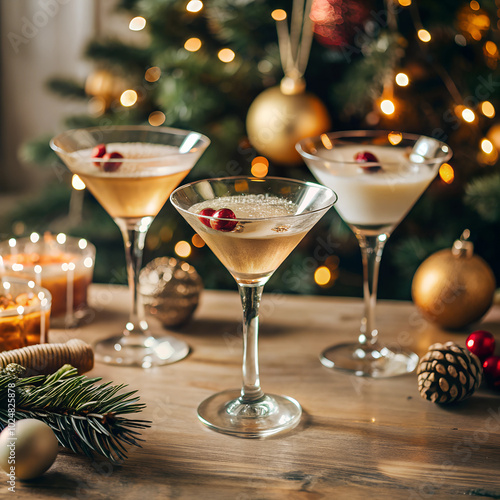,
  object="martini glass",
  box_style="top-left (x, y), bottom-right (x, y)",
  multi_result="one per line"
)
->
top-left (296, 130), bottom-right (452, 377)
top-left (51, 125), bottom-right (210, 367)
top-left (171, 177), bottom-right (336, 437)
